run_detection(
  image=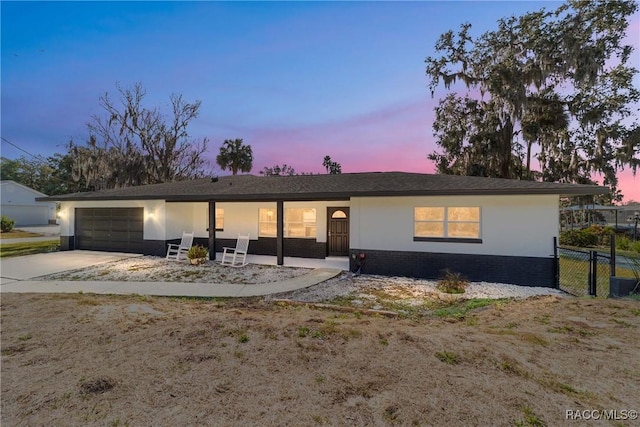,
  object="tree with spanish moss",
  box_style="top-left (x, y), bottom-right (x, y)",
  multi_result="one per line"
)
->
top-left (67, 83), bottom-right (209, 190)
top-left (426, 0), bottom-right (639, 199)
